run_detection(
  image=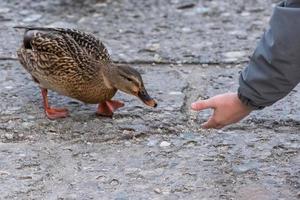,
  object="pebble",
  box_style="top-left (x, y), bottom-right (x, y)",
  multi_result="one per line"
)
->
top-left (4, 133), bottom-right (13, 140)
top-left (232, 161), bottom-right (259, 174)
top-left (109, 178), bottom-right (120, 186)
top-left (9, 106), bottom-right (21, 111)
top-left (228, 30), bottom-right (248, 39)
top-left (0, 171), bottom-right (9, 176)
top-left (180, 132), bottom-right (196, 140)
top-left (154, 188), bottom-right (162, 194)
top-left (4, 86), bottom-right (13, 90)
top-left (95, 2), bottom-right (108, 8)
top-left (19, 10), bottom-right (30, 16)
top-left (145, 43), bottom-right (160, 52)
top-left (164, 106), bottom-right (174, 111)
top-left (0, 8), bottom-right (10, 13)
top-left (169, 91), bottom-right (183, 95)
top-left (160, 141), bottom-right (171, 147)
top-left (241, 11), bottom-right (251, 17)
top-left (222, 51), bottom-right (246, 62)
top-left (147, 138), bottom-right (158, 147)
top-left (22, 122), bottom-right (33, 129)
top-left (181, 27), bottom-right (192, 33)
top-left (194, 7), bottom-right (210, 14)
top-left (124, 168), bottom-right (141, 175)
top-left (124, 141), bottom-right (131, 147)
top-left (153, 54), bottom-right (162, 62)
